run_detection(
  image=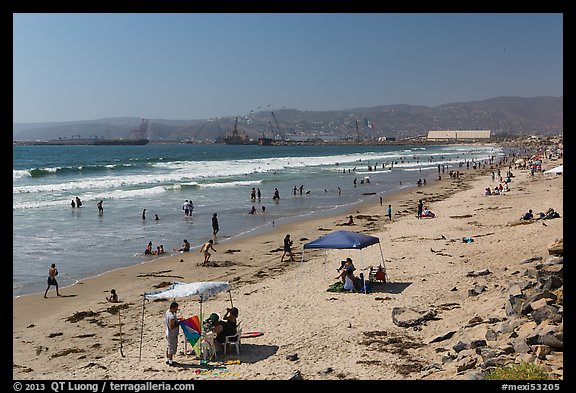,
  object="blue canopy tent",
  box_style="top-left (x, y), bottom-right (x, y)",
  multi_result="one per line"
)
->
top-left (302, 230), bottom-right (388, 291)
